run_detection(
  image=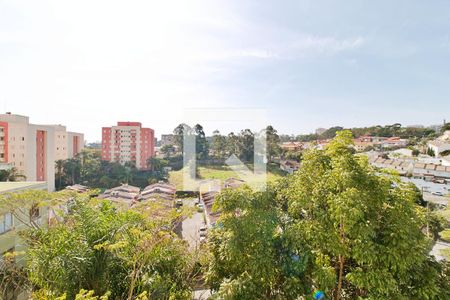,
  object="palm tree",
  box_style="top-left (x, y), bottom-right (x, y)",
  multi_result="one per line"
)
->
top-left (55, 159), bottom-right (65, 190)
